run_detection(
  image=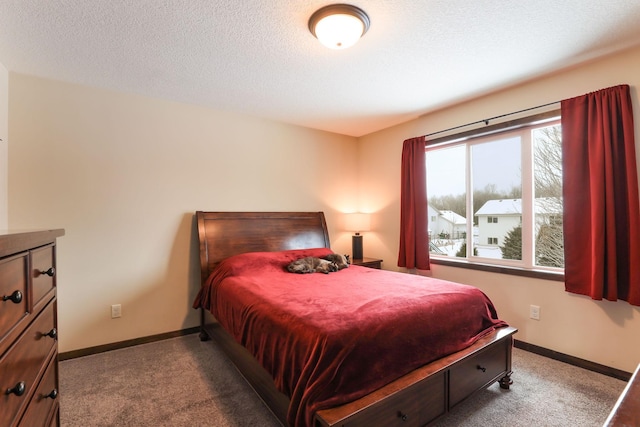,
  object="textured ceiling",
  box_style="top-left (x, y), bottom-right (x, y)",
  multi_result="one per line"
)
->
top-left (1, 1), bottom-right (640, 137)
